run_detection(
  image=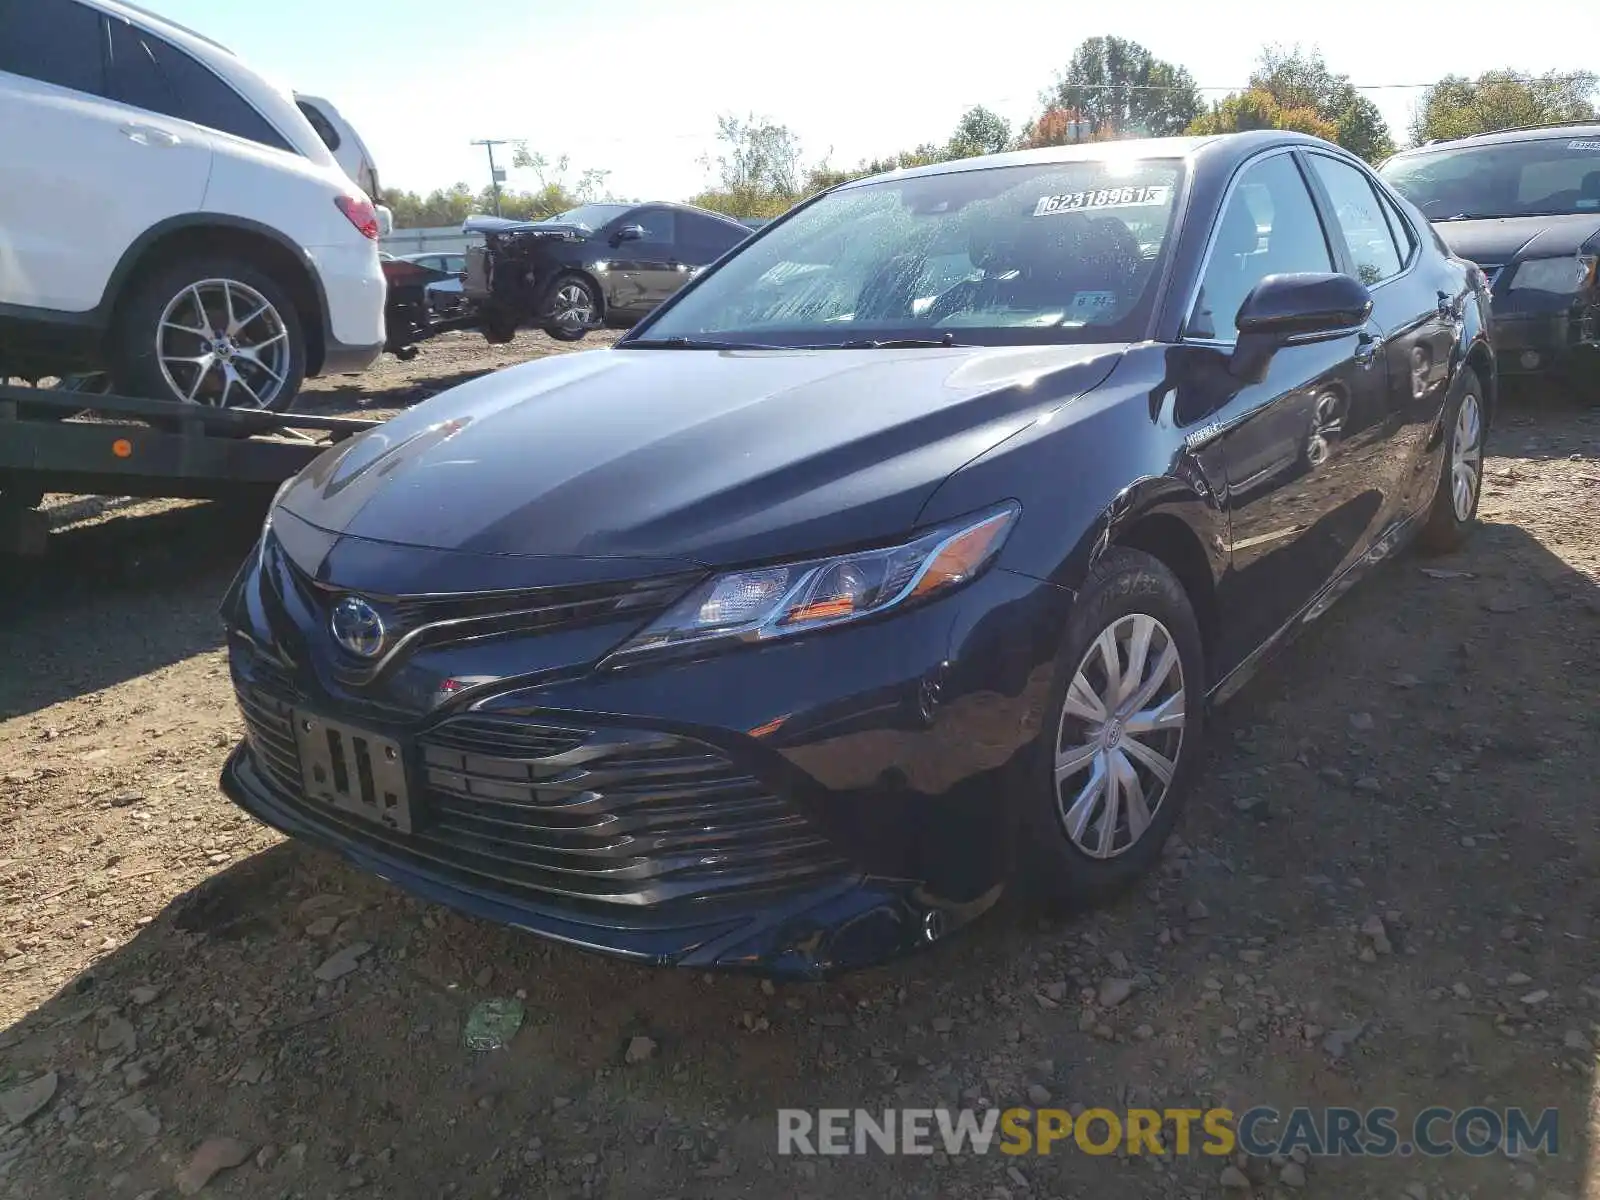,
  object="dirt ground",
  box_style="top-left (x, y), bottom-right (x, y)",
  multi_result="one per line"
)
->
top-left (1, 332), bottom-right (1597, 1200)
